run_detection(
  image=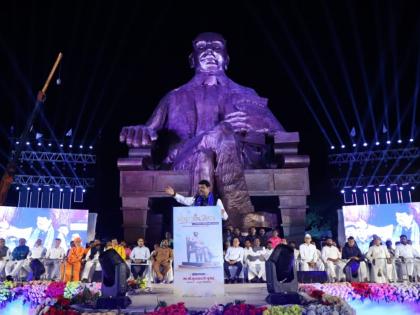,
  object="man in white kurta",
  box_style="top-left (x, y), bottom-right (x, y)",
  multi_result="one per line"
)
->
top-left (366, 237), bottom-right (390, 283)
top-left (244, 238), bottom-right (266, 282)
top-left (299, 234), bottom-right (321, 271)
top-left (44, 238), bottom-right (66, 280)
top-left (321, 238), bottom-right (345, 282)
top-left (395, 235), bottom-right (420, 282)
